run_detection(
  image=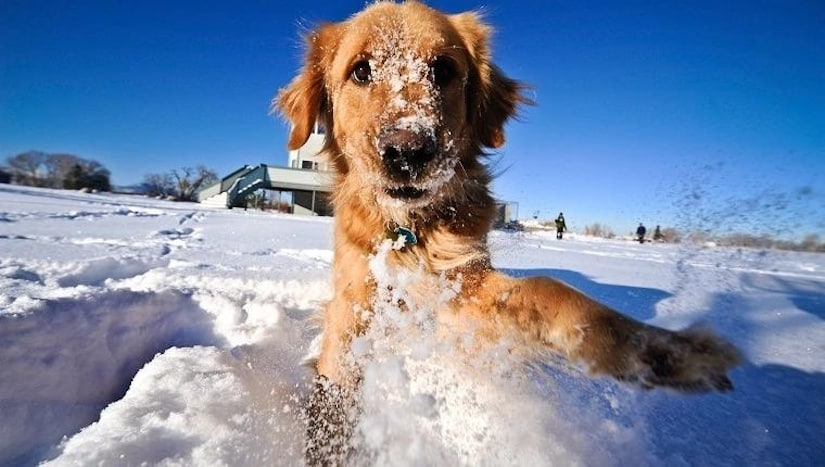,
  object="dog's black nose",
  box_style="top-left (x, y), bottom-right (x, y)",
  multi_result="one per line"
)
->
top-left (378, 129), bottom-right (437, 180)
